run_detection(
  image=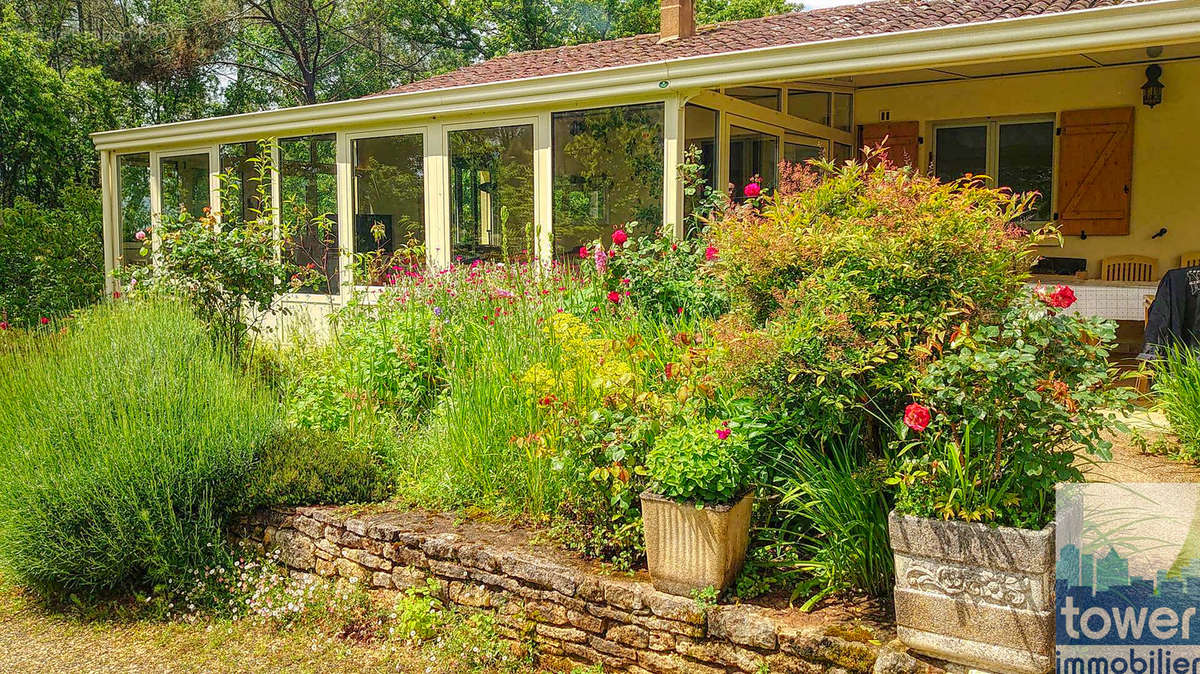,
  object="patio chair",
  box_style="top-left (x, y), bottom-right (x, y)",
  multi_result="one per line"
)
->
top-left (1181, 251), bottom-right (1200, 268)
top-left (1100, 255), bottom-right (1158, 283)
